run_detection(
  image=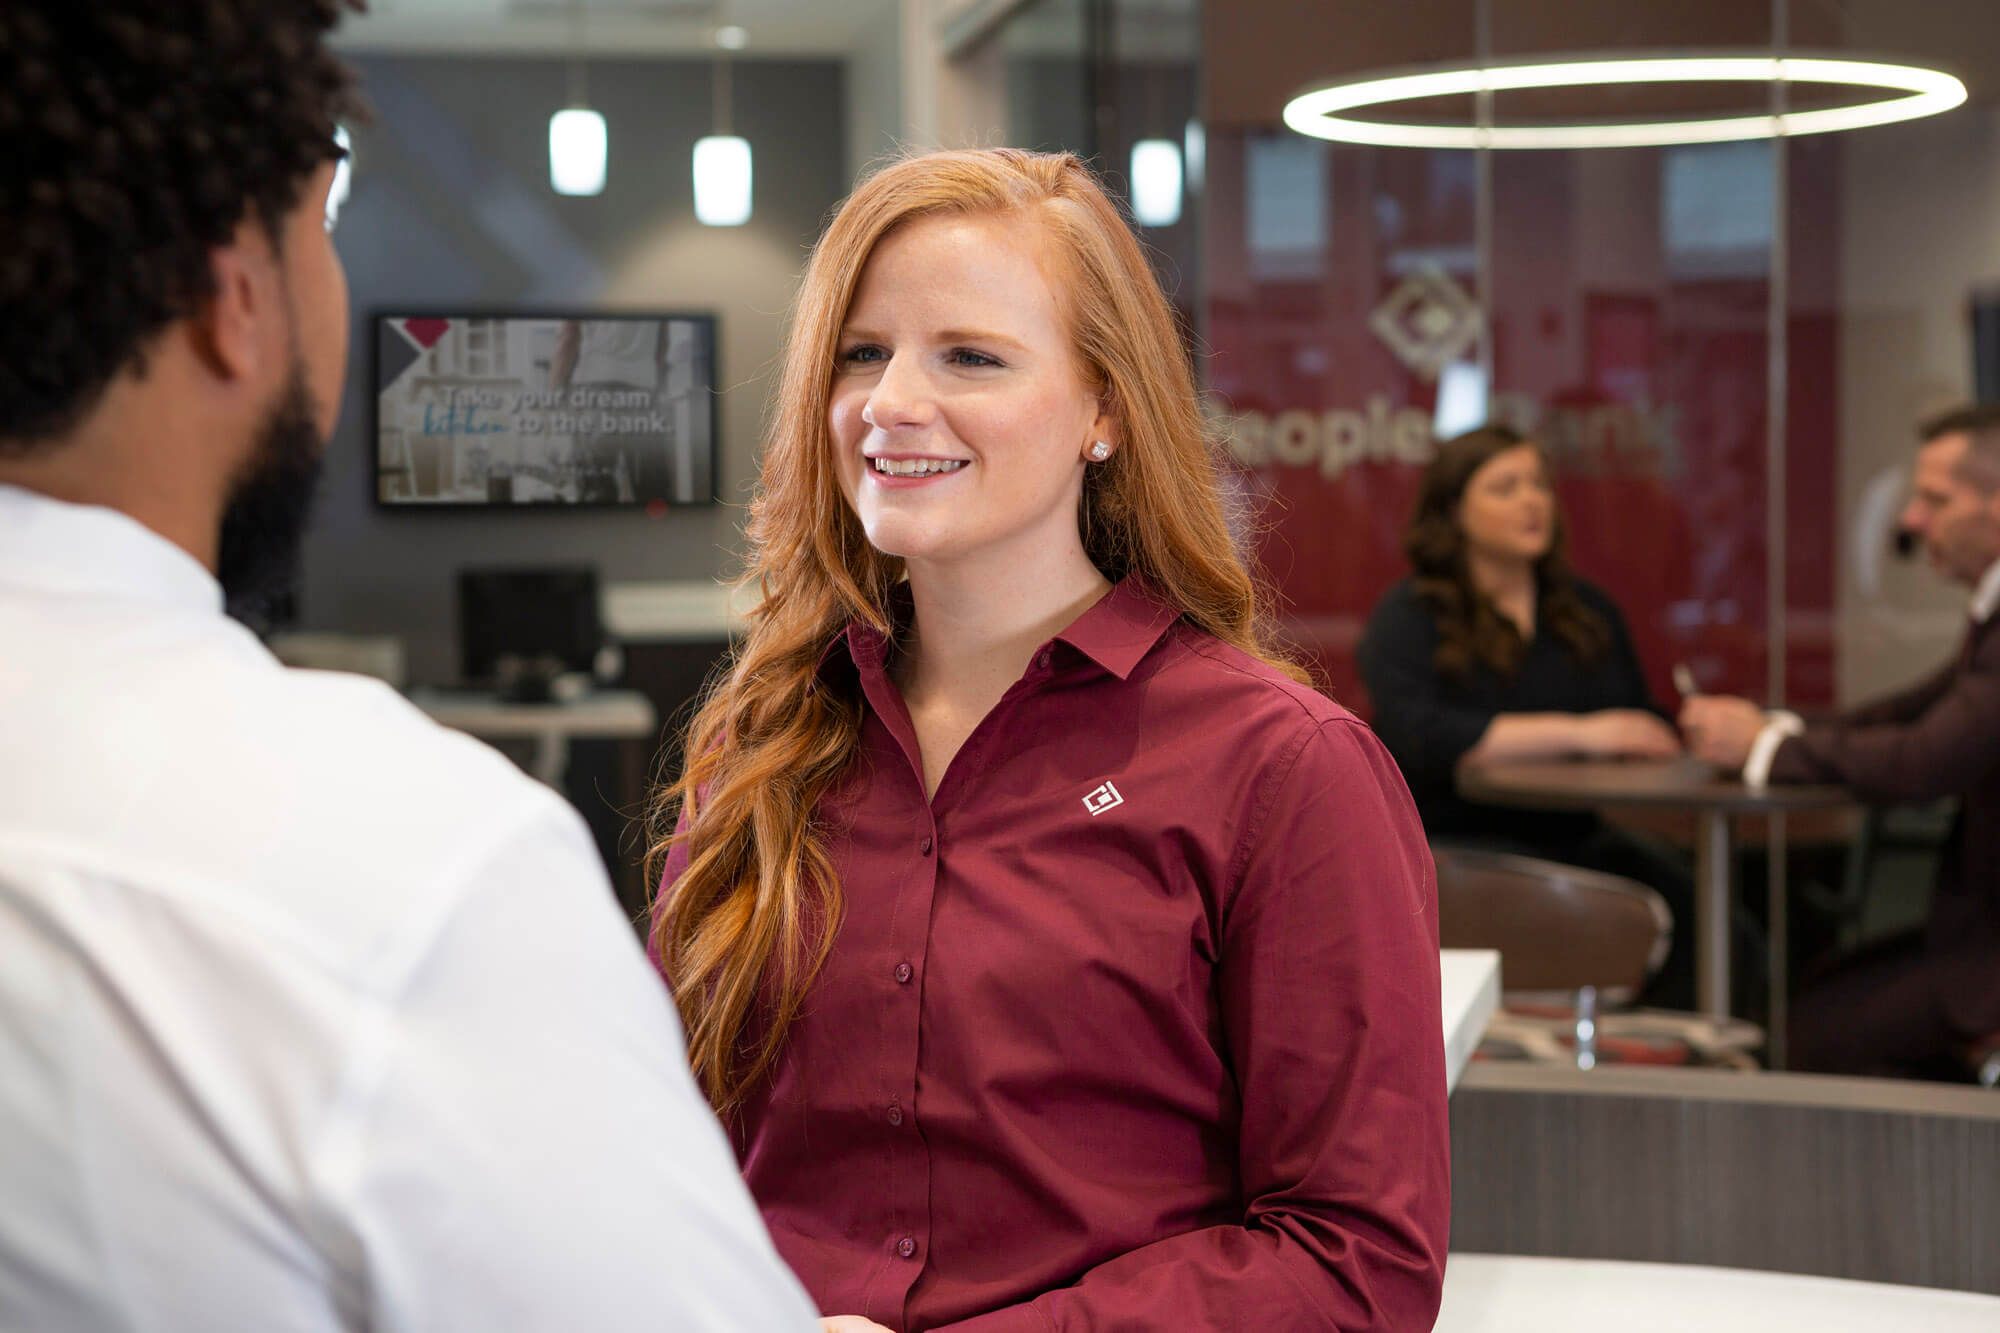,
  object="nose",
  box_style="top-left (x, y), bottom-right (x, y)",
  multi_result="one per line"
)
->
top-left (1897, 497), bottom-right (1927, 536)
top-left (860, 353), bottom-right (936, 433)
